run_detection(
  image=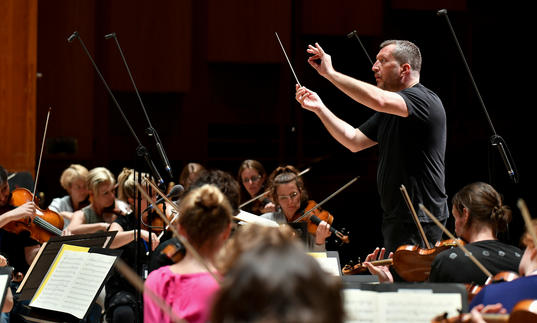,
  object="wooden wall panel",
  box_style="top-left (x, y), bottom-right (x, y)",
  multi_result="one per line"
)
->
top-left (0, 0), bottom-right (37, 173)
top-left (207, 0), bottom-right (292, 63)
top-left (103, 0), bottom-right (192, 92)
top-left (299, 0), bottom-right (383, 36)
top-left (37, 0), bottom-right (97, 160)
